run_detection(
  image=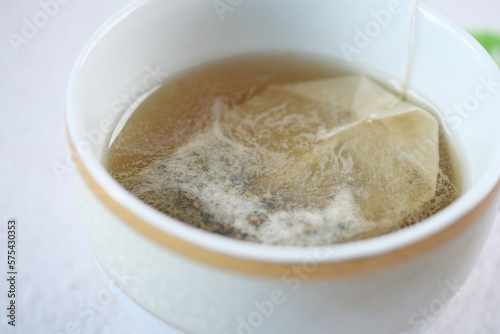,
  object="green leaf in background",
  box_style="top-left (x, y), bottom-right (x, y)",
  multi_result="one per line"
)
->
top-left (470, 31), bottom-right (500, 67)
